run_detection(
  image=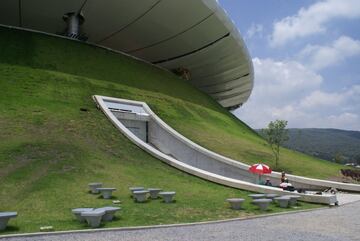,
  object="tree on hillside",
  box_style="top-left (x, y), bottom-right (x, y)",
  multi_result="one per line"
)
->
top-left (355, 155), bottom-right (360, 165)
top-left (334, 152), bottom-right (343, 164)
top-left (262, 120), bottom-right (289, 169)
